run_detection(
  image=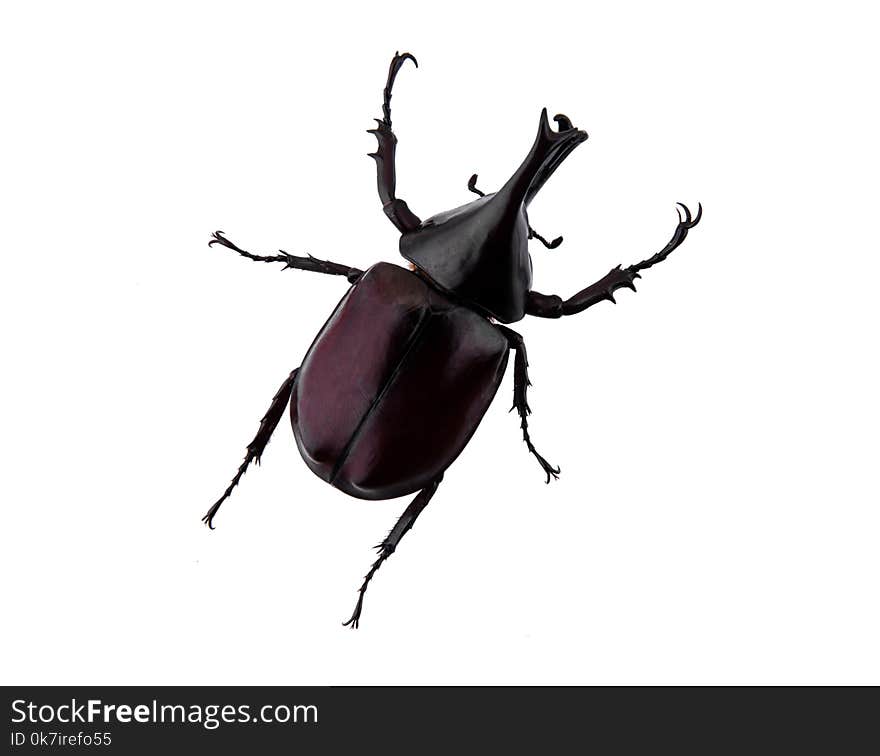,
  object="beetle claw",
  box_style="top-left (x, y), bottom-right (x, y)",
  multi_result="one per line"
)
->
top-left (676, 202), bottom-right (692, 225)
top-left (208, 230), bottom-right (228, 248)
top-left (674, 202), bottom-right (702, 229)
top-left (392, 51), bottom-right (418, 70)
top-left (342, 594), bottom-right (365, 629)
